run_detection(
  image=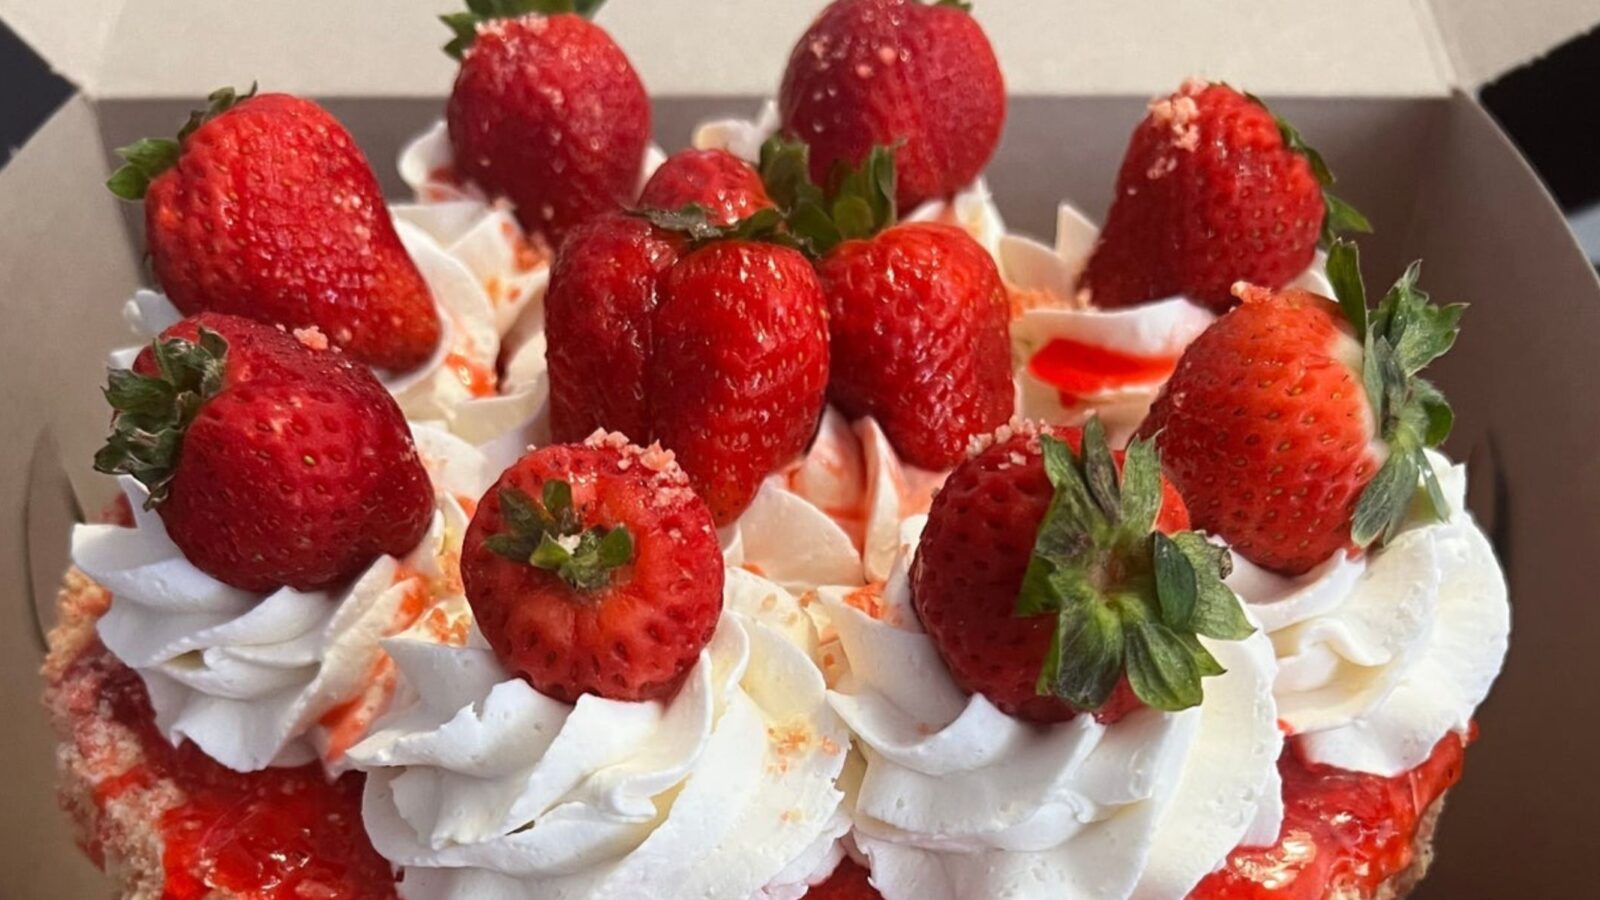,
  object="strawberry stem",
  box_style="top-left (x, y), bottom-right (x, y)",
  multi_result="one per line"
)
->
top-left (1016, 417), bottom-right (1252, 713)
top-left (106, 85), bottom-right (255, 201)
top-left (441, 0), bottom-right (608, 59)
top-left (756, 135), bottom-right (898, 258)
top-left (94, 327), bottom-right (230, 508)
top-left (485, 481), bottom-right (634, 591)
